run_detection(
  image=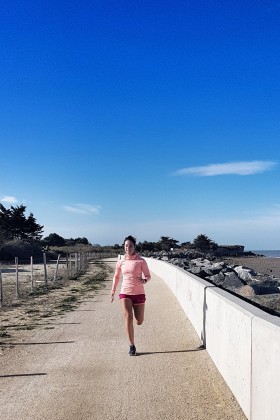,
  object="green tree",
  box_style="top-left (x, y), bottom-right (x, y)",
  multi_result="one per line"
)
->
top-left (43, 233), bottom-right (66, 247)
top-left (192, 234), bottom-right (217, 252)
top-left (75, 237), bottom-right (89, 245)
top-left (181, 241), bottom-right (191, 248)
top-left (138, 241), bottom-right (158, 252)
top-left (158, 236), bottom-right (179, 251)
top-left (0, 204), bottom-right (11, 241)
top-left (0, 204), bottom-right (43, 243)
top-left (25, 213), bottom-right (44, 241)
top-left (65, 238), bottom-right (76, 246)
top-left (9, 205), bottom-right (26, 239)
